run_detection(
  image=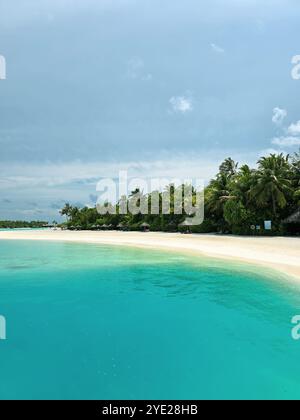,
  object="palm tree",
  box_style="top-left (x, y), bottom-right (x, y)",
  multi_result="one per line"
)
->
top-left (206, 173), bottom-right (231, 216)
top-left (60, 203), bottom-right (73, 221)
top-left (291, 150), bottom-right (300, 206)
top-left (292, 149), bottom-right (300, 167)
top-left (230, 164), bottom-right (256, 204)
top-left (250, 154), bottom-right (292, 217)
top-left (219, 158), bottom-right (238, 178)
top-left (291, 150), bottom-right (300, 183)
